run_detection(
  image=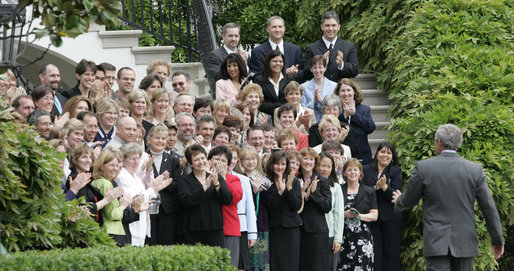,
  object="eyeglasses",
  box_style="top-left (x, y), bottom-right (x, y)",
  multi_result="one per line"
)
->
top-left (178, 123), bottom-right (195, 128)
top-left (243, 157), bottom-right (257, 162)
